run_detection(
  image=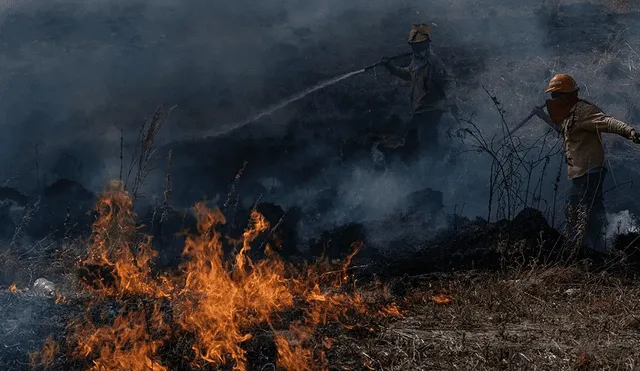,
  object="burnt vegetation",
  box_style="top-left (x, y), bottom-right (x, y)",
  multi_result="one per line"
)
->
top-left (4, 1), bottom-right (640, 370)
